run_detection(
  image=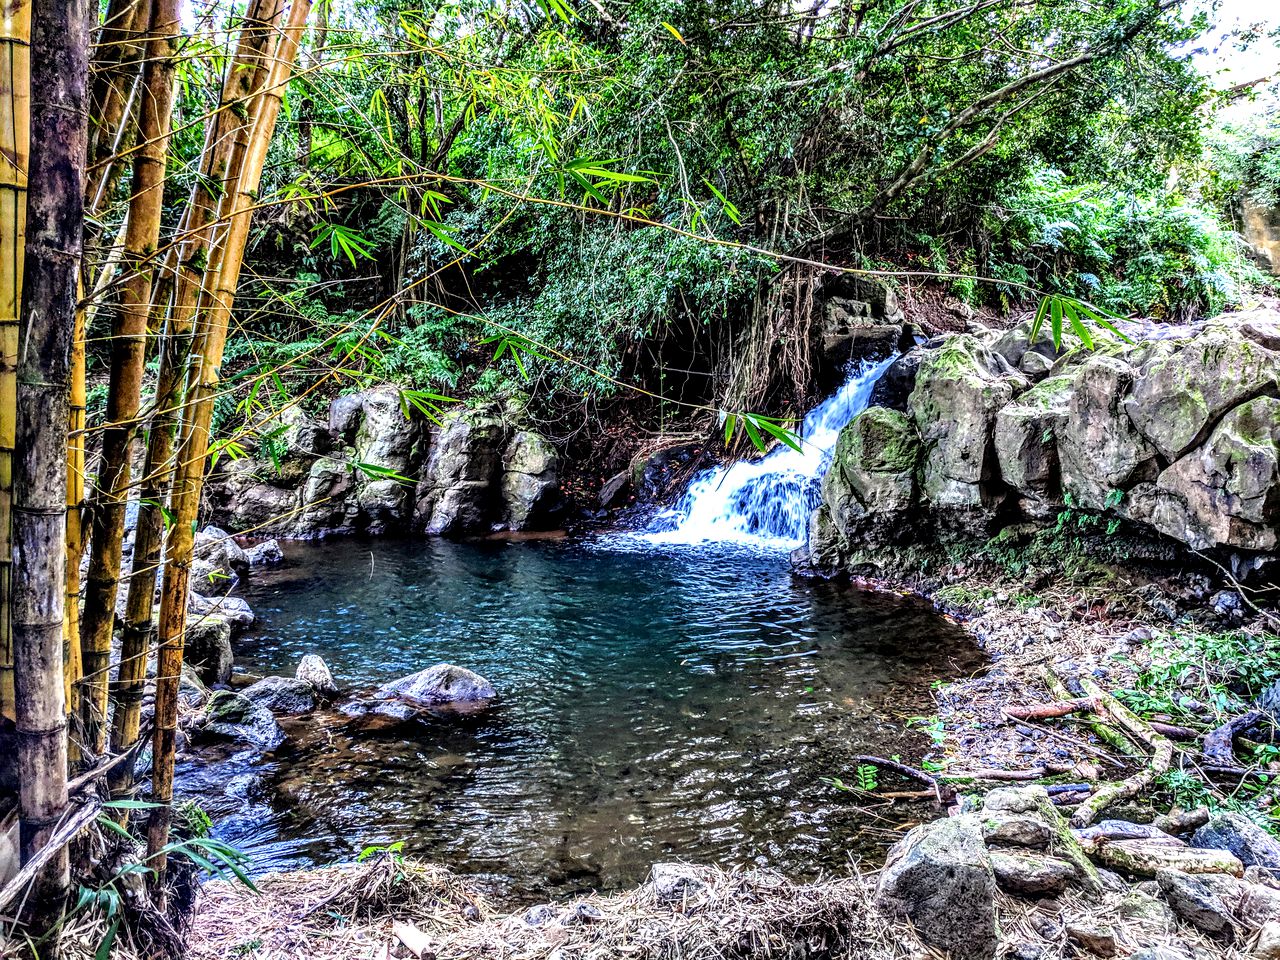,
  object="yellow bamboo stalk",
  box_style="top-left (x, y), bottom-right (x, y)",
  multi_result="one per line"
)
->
top-left (0, 0), bottom-right (31, 724)
top-left (147, 0), bottom-right (312, 885)
top-left (63, 285), bottom-right (85, 752)
top-left (108, 0), bottom-right (281, 805)
top-left (78, 0), bottom-right (182, 757)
